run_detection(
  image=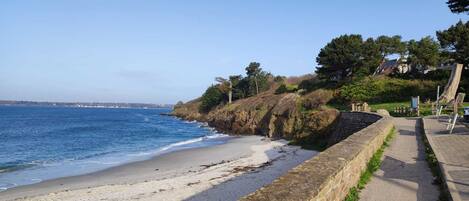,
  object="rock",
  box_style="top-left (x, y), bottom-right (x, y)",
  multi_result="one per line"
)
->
top-left (376, 109), bottom-right (390, 116)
